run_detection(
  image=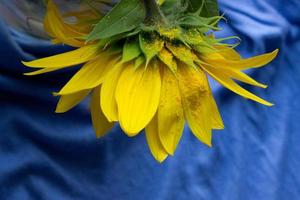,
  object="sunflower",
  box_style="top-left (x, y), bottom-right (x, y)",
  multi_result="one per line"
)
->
top-left (23, 0), bottom-right (278, 162)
